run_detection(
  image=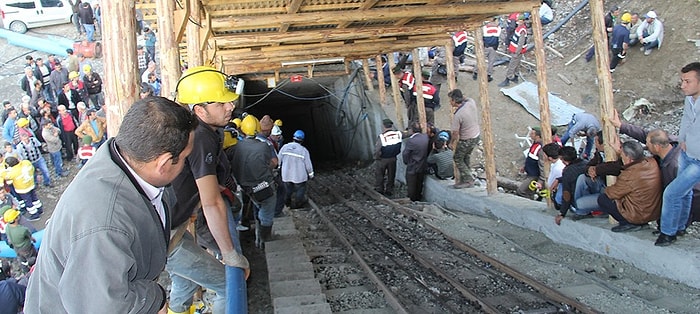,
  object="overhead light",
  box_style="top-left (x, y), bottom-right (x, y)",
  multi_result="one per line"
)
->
top-left (281, 57), bottom-right (345, 66)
